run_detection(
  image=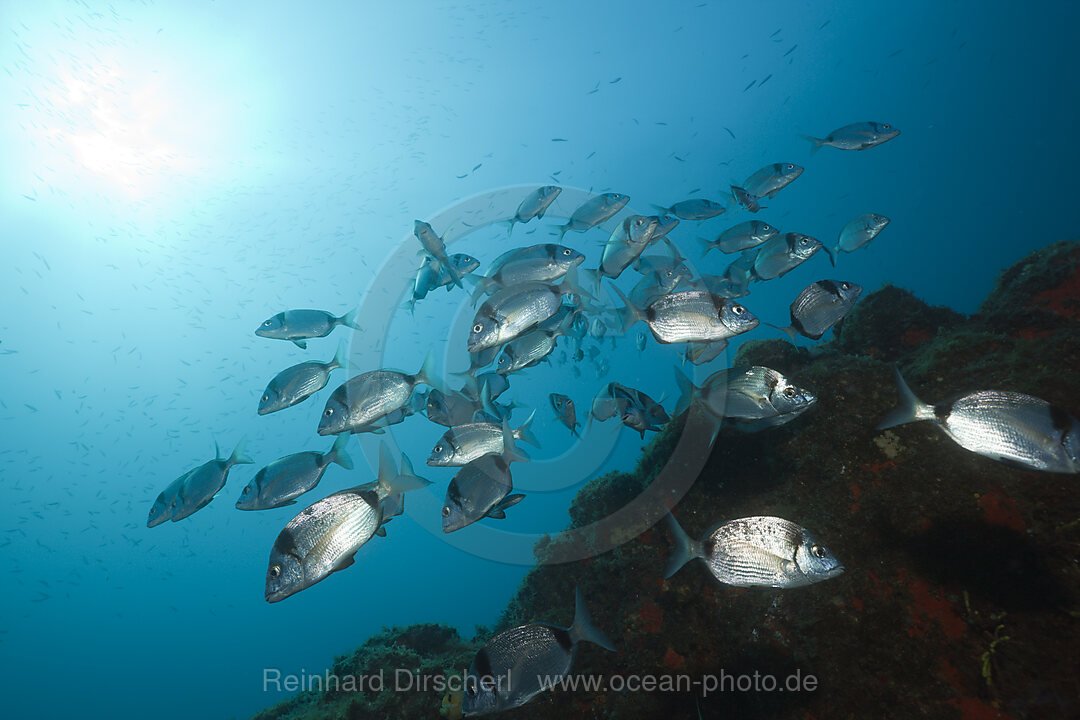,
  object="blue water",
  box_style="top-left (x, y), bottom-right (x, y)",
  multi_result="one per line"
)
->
top-left (2, 2), bottom-right (1078, 718)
